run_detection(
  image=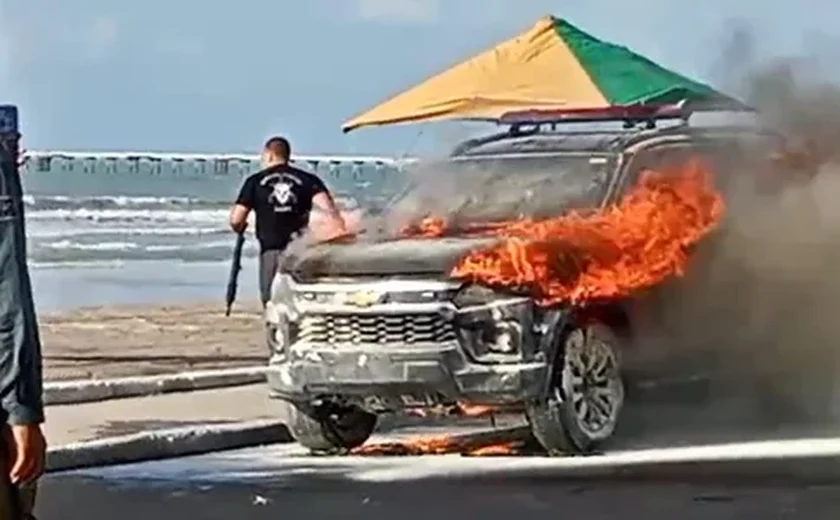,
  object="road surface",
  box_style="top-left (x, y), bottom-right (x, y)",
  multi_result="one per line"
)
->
top-left (37, 367), bottom-right (840, 519)
top-left (39, 442), bottom-right (840, 519)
